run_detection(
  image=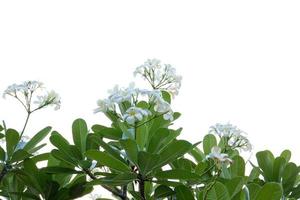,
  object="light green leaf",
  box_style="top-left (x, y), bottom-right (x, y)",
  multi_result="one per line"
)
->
top-left (23, 126), bottom-right (51, 151)
top-left (280, 149), bottom-right (291, 162)
top-left (155, 140), bottom-right (192, 169)
top-left (256, 150), bottom-right (274, 181)
top-left (203, 134), bottom-right (217, 155)
top-left (228, 156), bottom-right (245, 178)
top-left (5, 129), bottom-right (19, 159)
top-left (72, 119), bottom-right (88, 154)
top-left (255, 182), bottom-right (282, 200)
top-left (120, 139), bottom-right (138, 165)
top-left (205, 181), bottom-right (230, 200)
top-left (85, 150), bottom-right (130, 173)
